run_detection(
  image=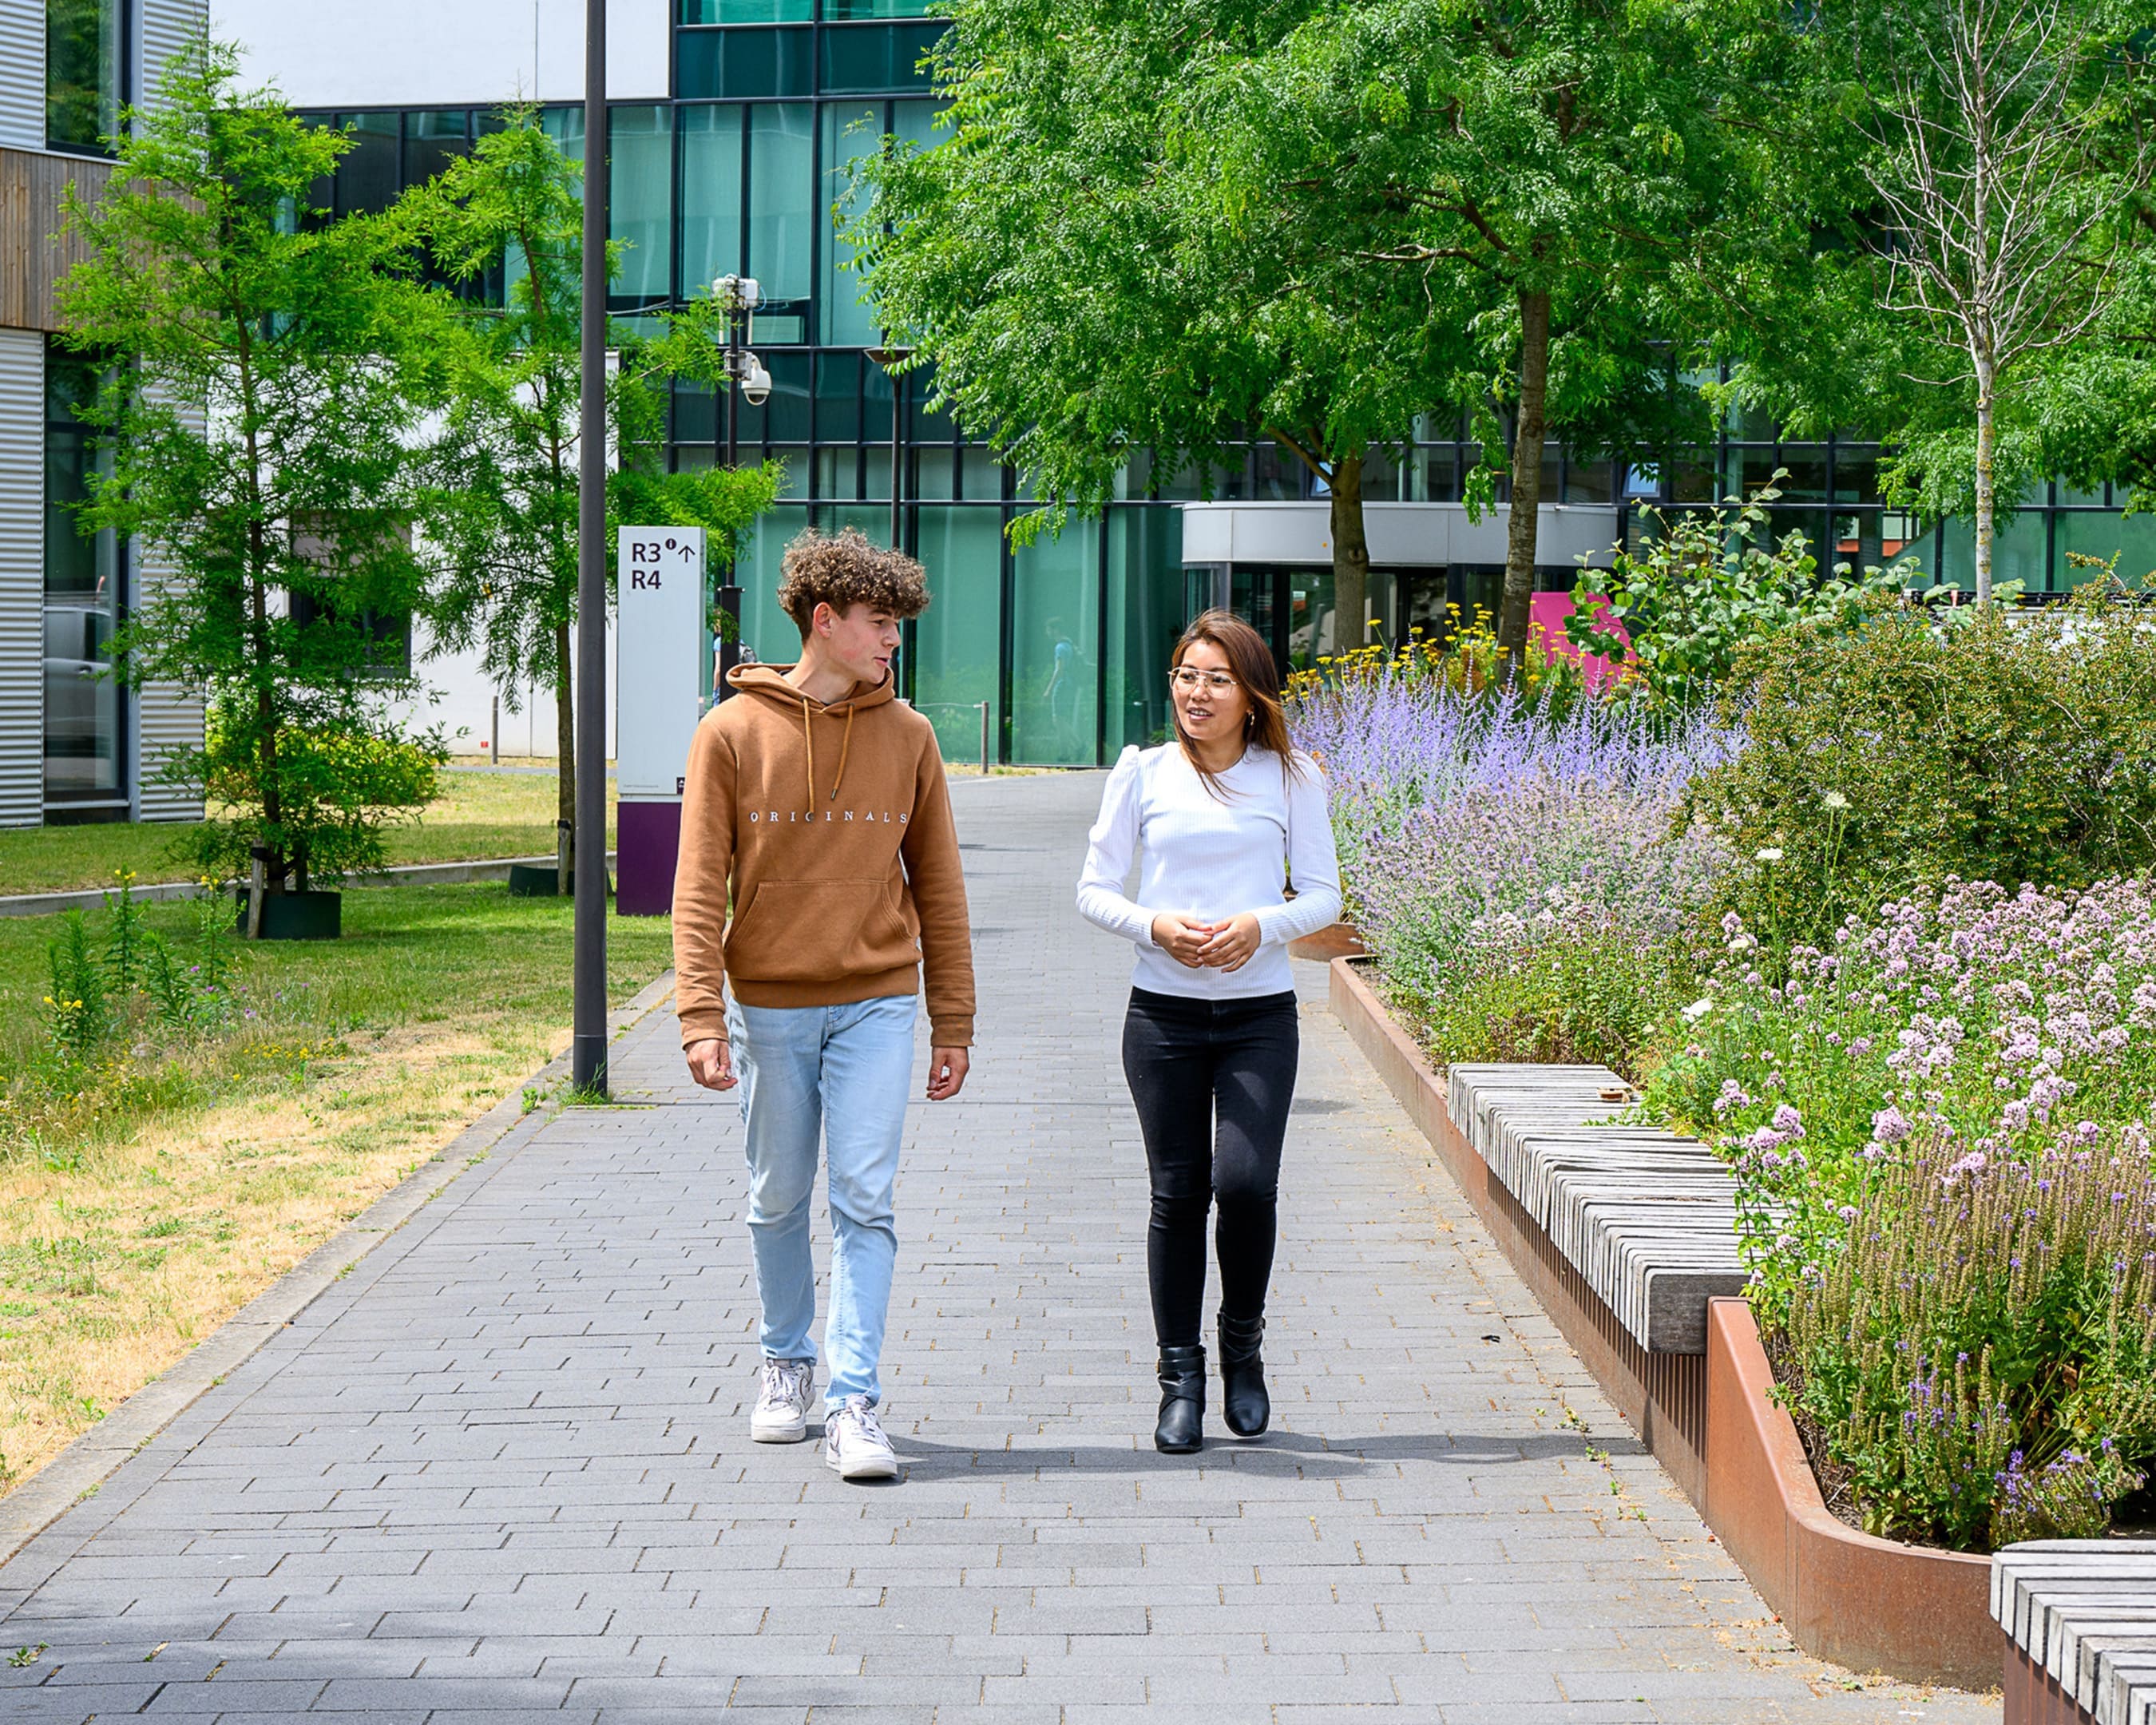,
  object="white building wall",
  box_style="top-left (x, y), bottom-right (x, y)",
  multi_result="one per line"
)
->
top-left (211, 0), bottom-right (670, 110)
top-left (0, 0), bottom-right (42, 149)
top-left (0, 330), bottom-right (42, 826)
top-left (128, 0), bottom-right (212, 821)
top-left (405, 617), bottom-right (618, 763)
